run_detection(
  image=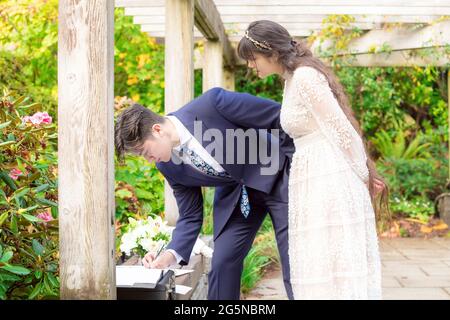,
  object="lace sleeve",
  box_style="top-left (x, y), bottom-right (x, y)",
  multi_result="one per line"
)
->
top-left (292, 66), bottom-right (369, 183)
